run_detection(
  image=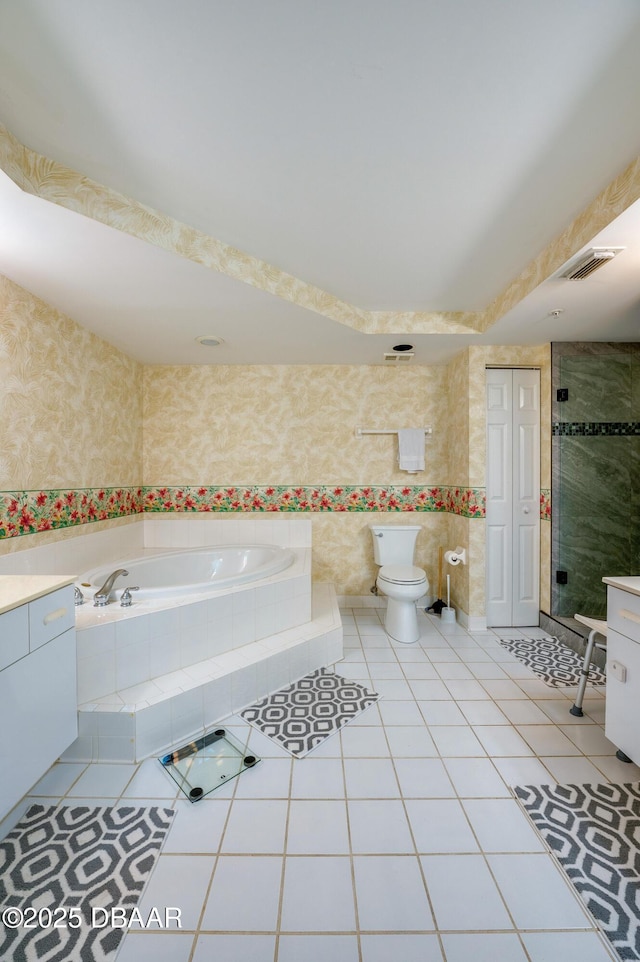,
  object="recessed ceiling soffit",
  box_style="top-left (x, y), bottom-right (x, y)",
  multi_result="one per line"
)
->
top-left (1, 123), bottom-right (639, 339)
